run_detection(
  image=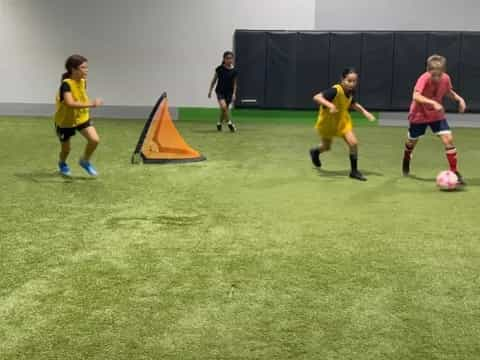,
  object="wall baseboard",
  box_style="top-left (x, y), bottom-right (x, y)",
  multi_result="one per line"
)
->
top-left (0, 103), bottom-right (179, 120)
